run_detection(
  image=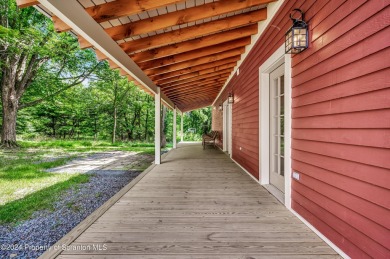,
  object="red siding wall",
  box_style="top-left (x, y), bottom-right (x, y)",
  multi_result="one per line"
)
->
top-left (212, 0), bottom-right (390, 258)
